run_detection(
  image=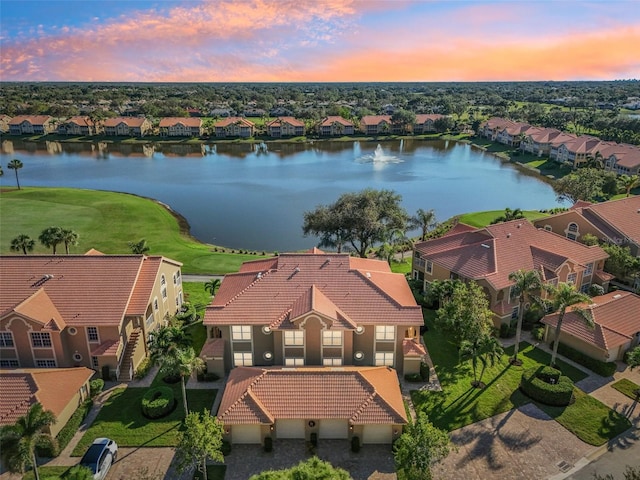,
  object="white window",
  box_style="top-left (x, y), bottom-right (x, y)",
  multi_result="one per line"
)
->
top-left (426, 260), bottom-right (433, 274)
top-left (87, 327), bottom-right (99, 343)
top-left (161, 274), bottom-right (166, 286)
top-left (375, 352), bottom-right (394, 366)
top-left (1, 359), bottom-right (19, 368)
top-left (162, 286), bottom-right (167, 300)
top-left (233, 352), bottom-right (253, 366)
top-left (567, 273), bottom-right (577, 284)
top-left (36, 359), bottom-right (57, 368)
top-left (154, 298), bottom-right (159, 311)
top-left (231, 325), bottom-right (252, 341)
top-left (585, 263), bottom-right (593, 276)
top-left (375, 326), bottom-right (395, 341)
top-left (323, 357), bottom-right (343, 366)
top-left (92, 356), bottom-right (99, 368)
top-left (30, 332), bottom-right (52, 348)
top-left (511, 307), bottom-right (519, 320)
top-left (322, 330), bottom-right (342, 346)
top-left (0, 332), bottom-right (14, 347)
top-left (285, 357), bottom-right (304, 366)
top-left (284, 330), bottom-right (304, 346)
top-left (173, 273), bottom-right (178, 285)
top-left (580, 283), bottom-right (590, 293)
